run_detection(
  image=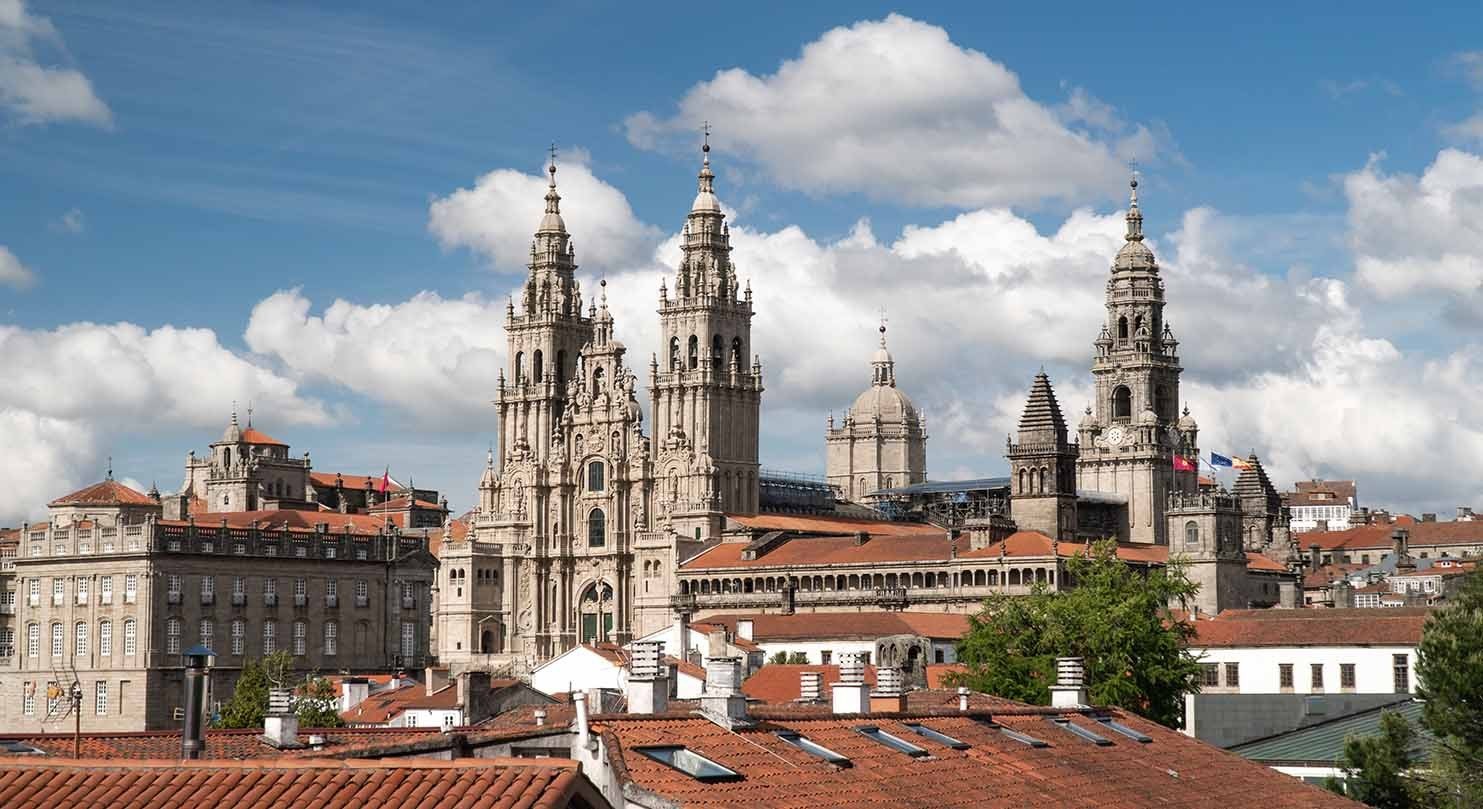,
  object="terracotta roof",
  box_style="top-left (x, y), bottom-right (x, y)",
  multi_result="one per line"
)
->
top-left (238, 427), bottom-right (287, 446)
top-left (0, 727), bottom-right (442, 760)
top-left (369, 497), bottom-right (446, 513)
top-left (1290, 479), bottom-right (1357, 503)
top-left (960, 532), bottom-right (1171, 565)
top-left (1302, 563), bottom-right (1369, 589)
top-left (725, 512), bottom-right (943, 537)
top-left (1391, 563), bottom-right (1475, 578)
top-left (1192, 610), bottom-right (1428, 647)
top-left (687, 622), bottom-right (763, 652)
top-left (477, 702), bottom-right (578, 731)
top-left (684, 532), bottom-right (955, 569)
top-left (47, 479), bottom-right (157, 508)
top-left (341, 680), bottom-right (459, 725)
top-left (740, 665), bottom-right (992, 704)
top-left (595, 707), bottom-right (1358, 808)
top-left (0, 757), bottom-right (592, 809)
top-left (702, 611), bottom-right (970, 641)
top-left (164, 509), bottom-right (396, 535)
top-left (1300, 520), bottom-right (1483, 552)
top-left (1244, 553), bottom-right (1289, 572)
top-left (310, 471), bottom-right (405, 491)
